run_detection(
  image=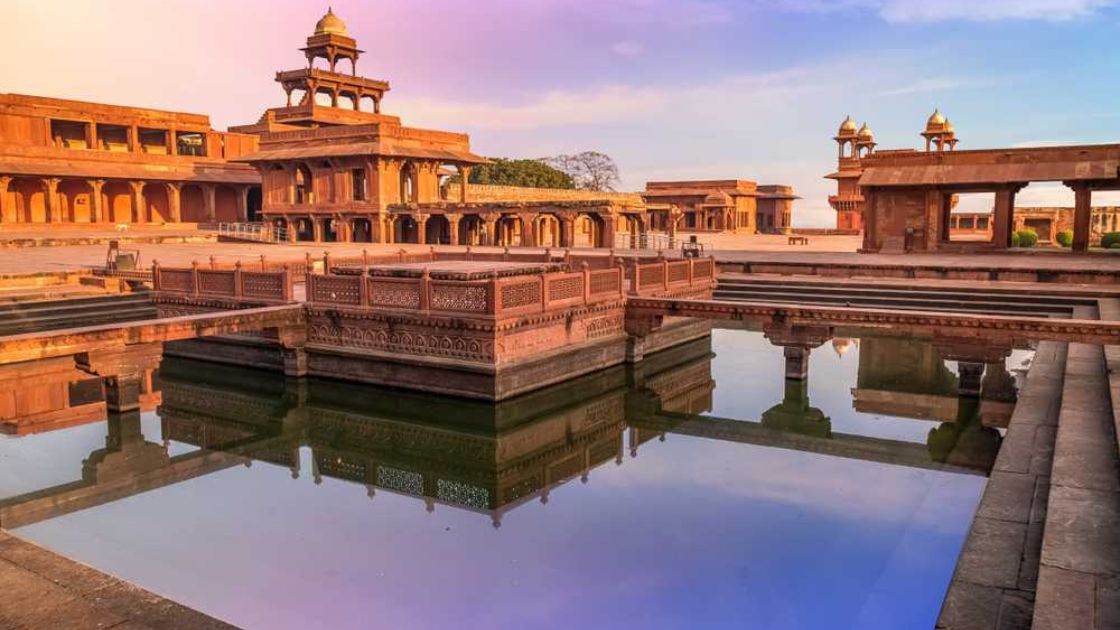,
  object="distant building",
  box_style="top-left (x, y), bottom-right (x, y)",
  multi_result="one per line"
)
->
top-left (826, 109), bottom-right (1120, 252)
top-left (641, 180), bottom-right (798, 234)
